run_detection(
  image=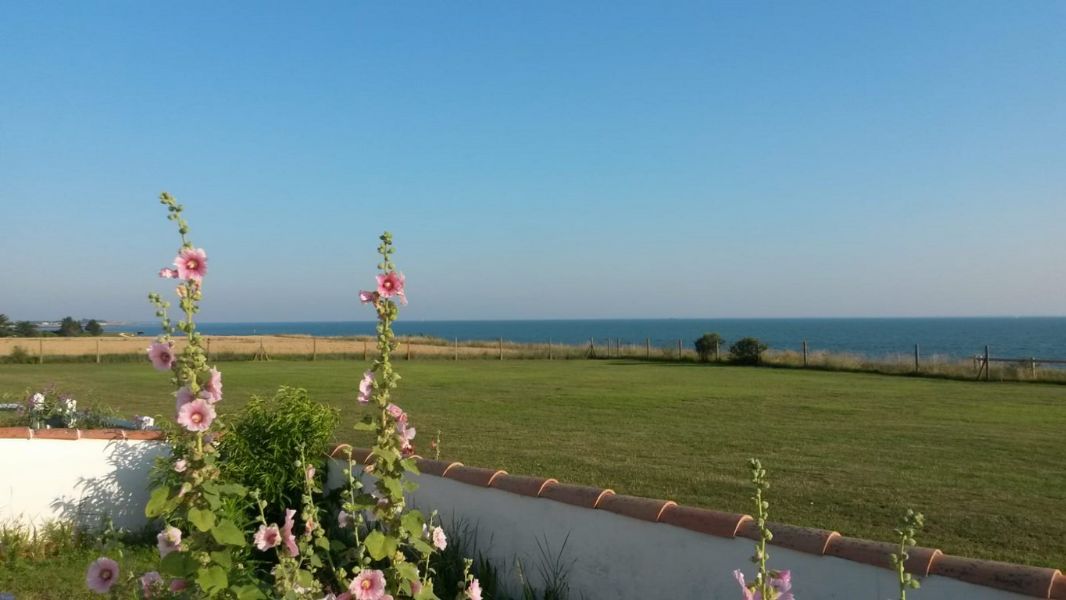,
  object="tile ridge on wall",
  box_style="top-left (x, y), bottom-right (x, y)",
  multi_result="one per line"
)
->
top-left (327, 443), bottom-right (1065, 600)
